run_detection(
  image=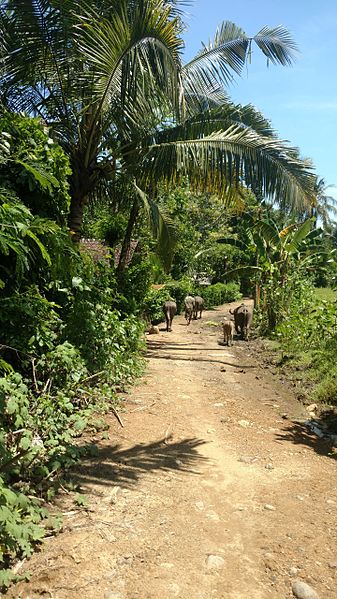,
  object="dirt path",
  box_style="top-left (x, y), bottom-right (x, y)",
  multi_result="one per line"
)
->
top-left (7, 302), bottom-right (337, 599)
